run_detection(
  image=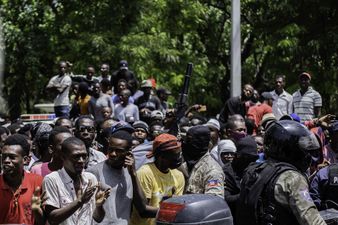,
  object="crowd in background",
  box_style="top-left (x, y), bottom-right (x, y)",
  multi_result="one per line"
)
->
top-left (0, 60), bottom-right (337, 225)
